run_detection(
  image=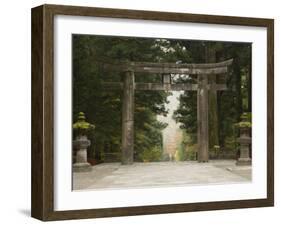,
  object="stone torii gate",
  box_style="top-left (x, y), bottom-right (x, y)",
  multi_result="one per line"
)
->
top-left (103, 59), bottom-right (233, 164)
